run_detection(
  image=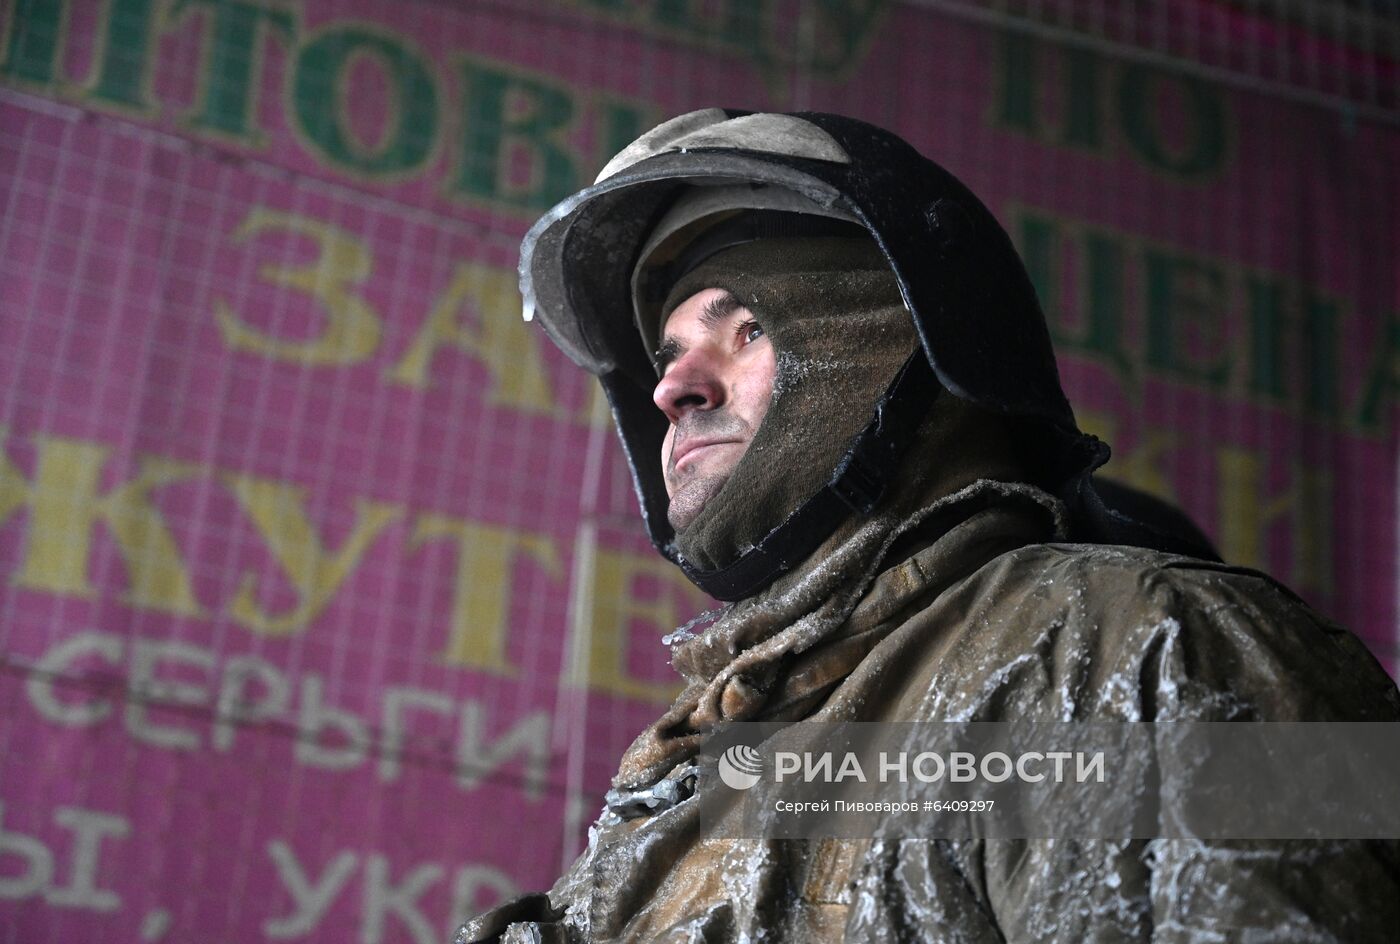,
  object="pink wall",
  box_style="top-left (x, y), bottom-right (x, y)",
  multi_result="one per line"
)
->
top-left (1, 1), bottom-right (1395, 940)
